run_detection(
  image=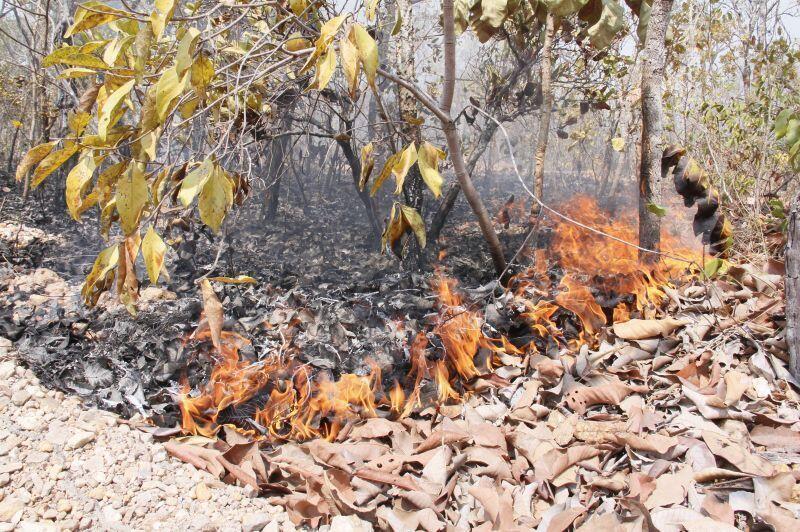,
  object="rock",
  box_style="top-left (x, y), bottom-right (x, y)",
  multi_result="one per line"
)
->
top-left (0, 462), bottom-right (22, 475)
top-left (37, 441), bottom-right (53, 453)
top-left (329, 515), bottom-right (374, 532)
top-left (262, 523), bottom-right (280, 532)
top-left (57, 500), bottom-right (72, 514)
top-left (193, 482), bottom-right (211, 501)
top-left (18, 415), bottom-right (42, 431)
top-left (0, 363), bottom-right (14, 380)
top-left (99, 506), bottom-right (122, 527)
top-left (242, 512), bottom-right (272, 532)
top-left (10, 390), bottom-right (30, 406)
top-left (88, 487), bottom-right (105, 500)
top-left (0, 497), bottom-right (24, 522)
top-left (16, 522), bottom-right (58, 532)
top-left (66, 431), bottom-right (95, 450)
top-left (0, 473), bottom-right (9, 487)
